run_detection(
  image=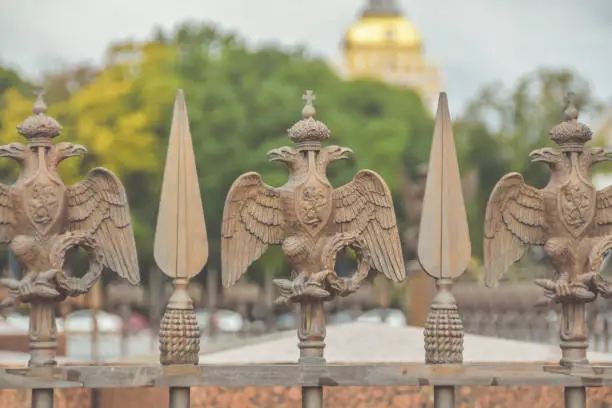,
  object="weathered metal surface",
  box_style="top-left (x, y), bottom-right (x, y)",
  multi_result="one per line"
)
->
top-left (484, 93), bottom-right (612, 366)
top-left (169, 387), bottom-right (190, 408)
top-left (221, 90), bottom-right (404, 365)
top-left (2, 363), bottom-right (612, 389)
top-left (32, 388), bottom-right (53, 408)
top-left (418, 93), bottom-right (470, 280)
top-left (434, 385), bottom-right (455, 408)
top-left (155, 90), bottom-right (208, 365)
top-left (0, 92), bottom-right (139, 368)
top-left (302, 386), bottom-right (323, 408)
top-left (565, 386), bottom-right (586, 408)
top-left (418, 93), bottom-right (468, 365)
